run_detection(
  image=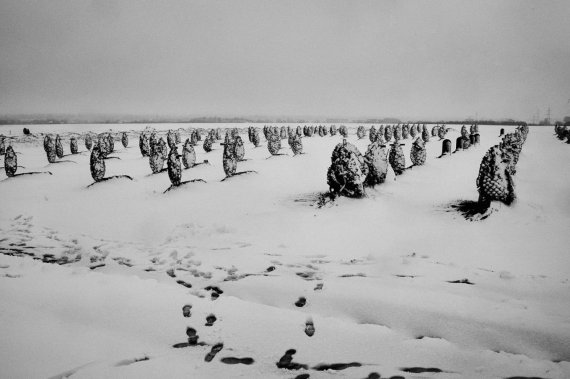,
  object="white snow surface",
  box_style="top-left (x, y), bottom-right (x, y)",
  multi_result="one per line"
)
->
top-left (0, 123), bottom-right (569, 379)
